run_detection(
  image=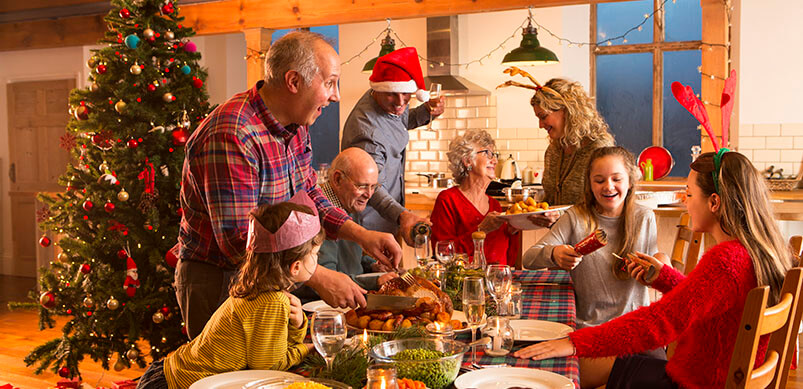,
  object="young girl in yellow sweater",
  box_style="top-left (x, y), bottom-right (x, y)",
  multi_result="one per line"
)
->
top-left (137, 193), bottom-right (323, 389)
